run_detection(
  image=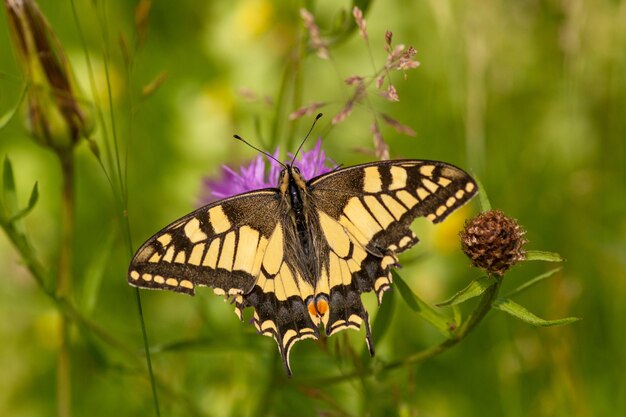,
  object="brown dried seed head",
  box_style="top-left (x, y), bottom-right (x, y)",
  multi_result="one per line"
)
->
top-left (460, 210), bottom-right (528, 276)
